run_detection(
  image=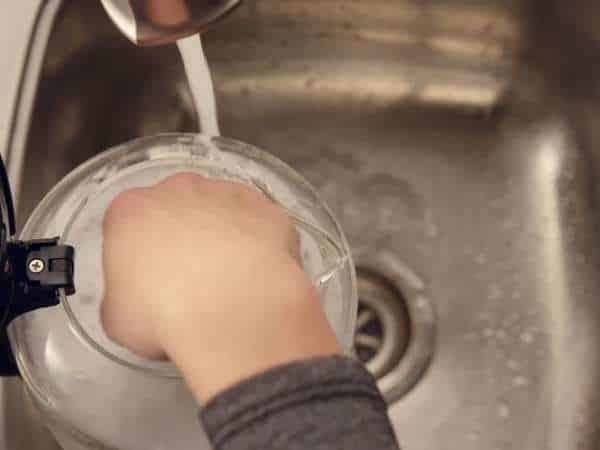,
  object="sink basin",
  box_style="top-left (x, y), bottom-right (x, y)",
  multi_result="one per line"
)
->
top-left (6, 0), bottom-right (600, 449)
